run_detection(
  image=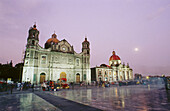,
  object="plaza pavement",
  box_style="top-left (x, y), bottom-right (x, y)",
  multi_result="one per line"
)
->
top-left (0, 84), bottom-right (170, 111)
